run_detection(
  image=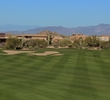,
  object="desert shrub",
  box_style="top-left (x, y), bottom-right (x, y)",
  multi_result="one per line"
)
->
top-left (59, 39), bottom-right (72, 47)
top-left (85, 36), bottom-right (99, 47)
top-left (4, 37), bottom-right (21, 49)
top-left (23, 39), bottom-right (48, 49)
